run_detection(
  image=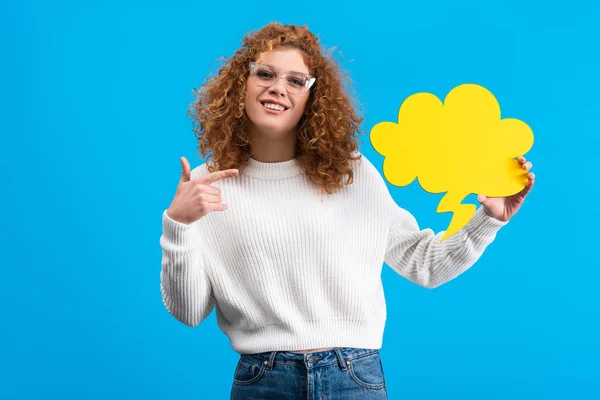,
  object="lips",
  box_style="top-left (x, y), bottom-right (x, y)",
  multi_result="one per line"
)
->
top-left (259, 99), bottom-right (289, 110)
top-left (262, 104), bottom-right (286, 115)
